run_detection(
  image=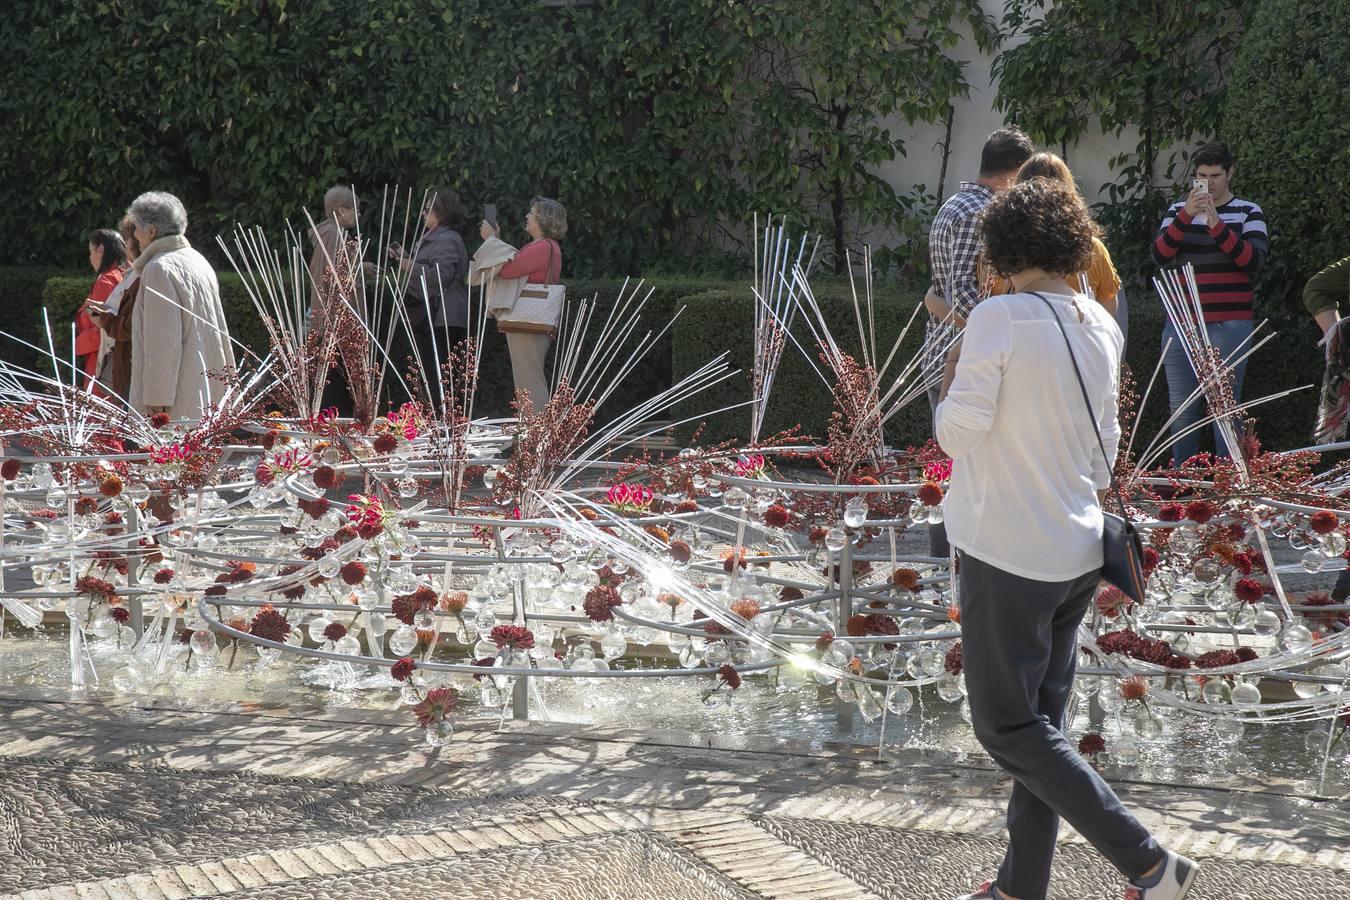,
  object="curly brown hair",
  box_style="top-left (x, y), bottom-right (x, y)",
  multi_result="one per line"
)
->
top-left (979, 178), bottom-right (1096, 278)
